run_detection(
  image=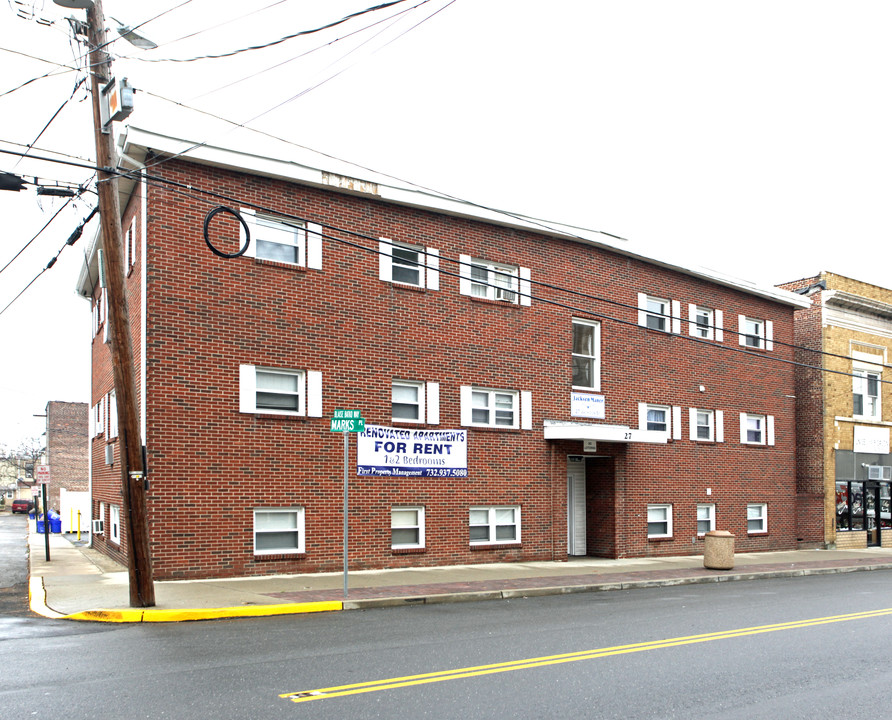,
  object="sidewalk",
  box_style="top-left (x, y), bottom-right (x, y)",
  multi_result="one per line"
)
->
top-left (27, 526), bottom-right (892, 623)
